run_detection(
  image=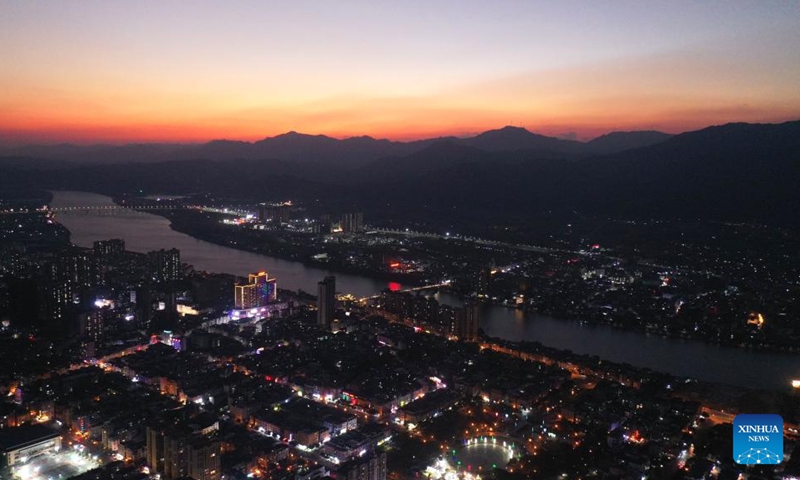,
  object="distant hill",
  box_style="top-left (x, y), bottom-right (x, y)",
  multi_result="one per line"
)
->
top-left (576, 121), bottom-right (800, 221)
top-left (0, 156), bottom-right (73, 170)
top-left (0, 143), bottom-right (188, 164)
top-left (357, 141), bottom-right (490, 183)
top-left (347, 121), bottom-right (800, 225)
top-left (460, 126), bottom-right (588, 155)
top-left (1, 121), bottom-right (798, 225)
top-left (0, 126), bottom-right (671, 167)
top-left (0, 157), bottom-right (331, 199)
top-left (586, 130), bottom-right (673, 155)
